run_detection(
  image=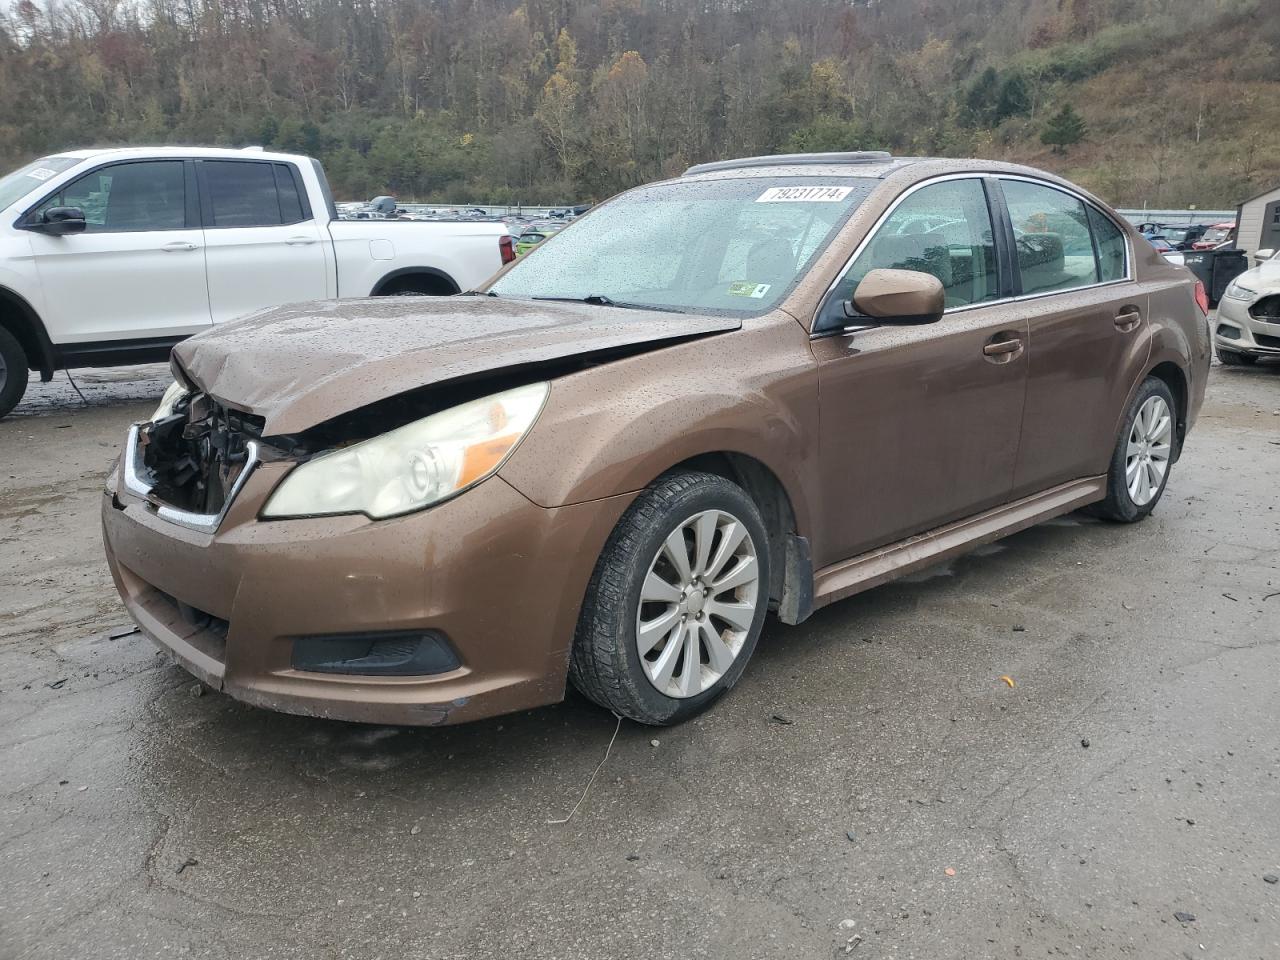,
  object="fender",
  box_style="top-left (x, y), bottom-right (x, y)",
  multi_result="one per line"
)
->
top-left (1112, 302), bottom-right (1198, 461)
top-left (498, 316), bottom-right (821, 553)
top-left (0, 283), bottom-right (57, 379)
top-left (368, 266), bottom-right (460, 296)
